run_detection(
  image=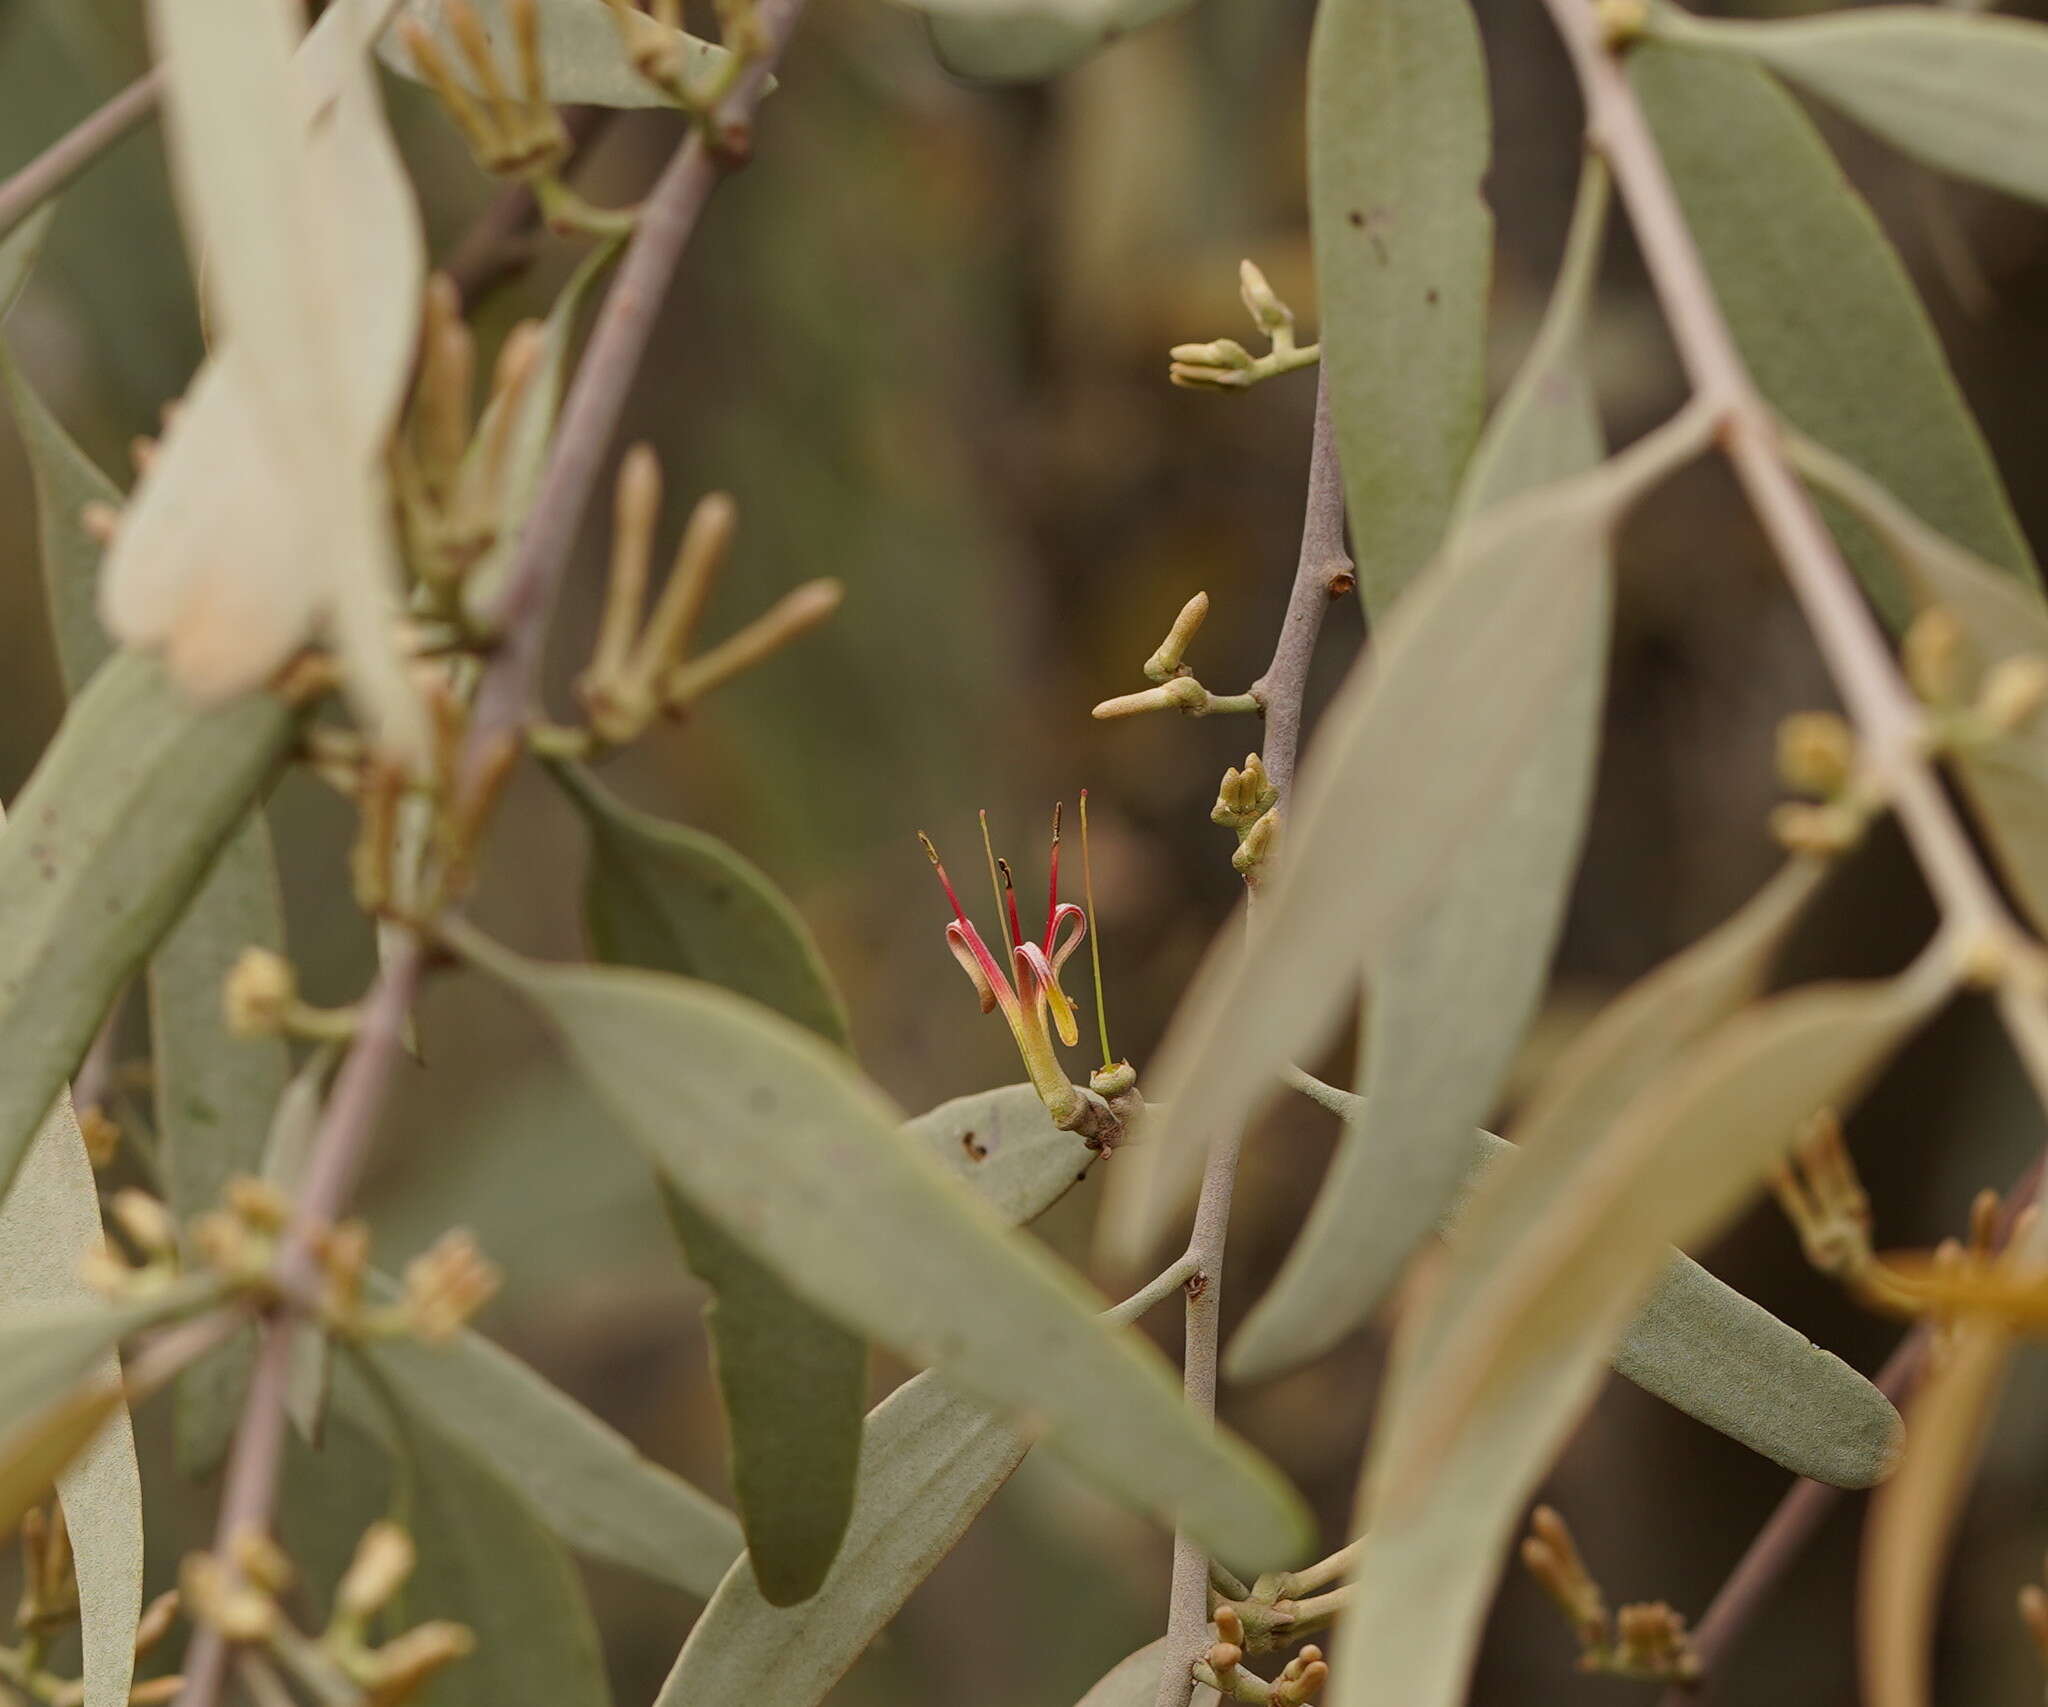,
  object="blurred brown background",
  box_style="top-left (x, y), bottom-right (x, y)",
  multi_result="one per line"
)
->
top-left (7, 0), bottom-right (2048, 1699)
